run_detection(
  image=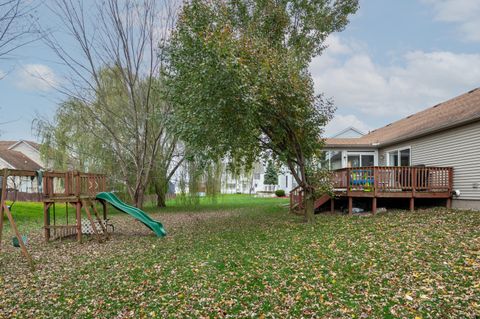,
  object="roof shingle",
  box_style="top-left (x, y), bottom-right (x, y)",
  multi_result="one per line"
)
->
top-left (326, 88), bottom-right (480, 148)
top-left (0, 149), bottom-right (43, 170)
